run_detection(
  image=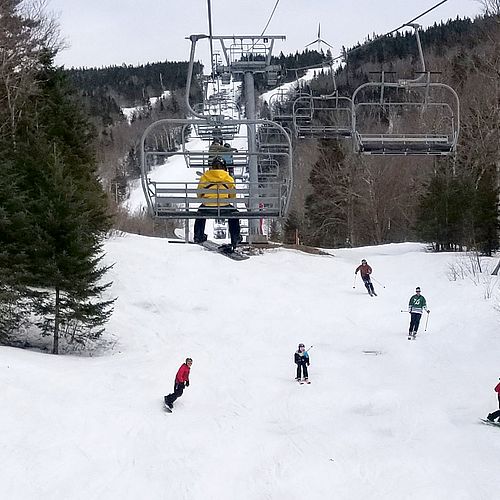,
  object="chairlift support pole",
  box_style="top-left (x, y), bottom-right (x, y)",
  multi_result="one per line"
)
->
top-left (244, 71), bottom-right (261, 241)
